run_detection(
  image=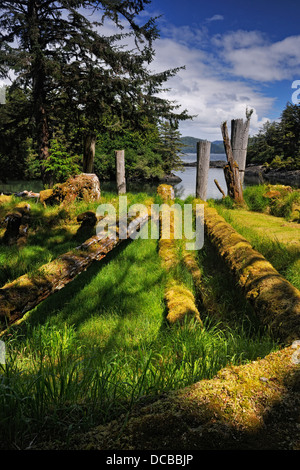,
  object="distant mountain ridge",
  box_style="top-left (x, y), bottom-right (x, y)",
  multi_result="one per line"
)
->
top-left (180, 136), bottom-right (225, 154)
